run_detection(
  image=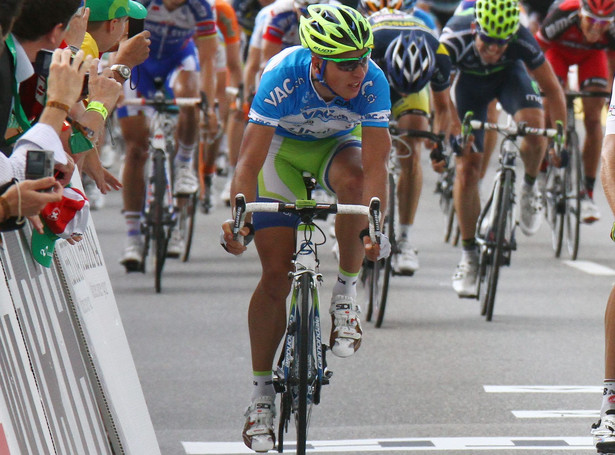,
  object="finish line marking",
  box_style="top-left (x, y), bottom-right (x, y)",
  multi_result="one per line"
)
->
top-left (182, 437), bottom-right (594, 454)
top-left (512, 410), bottom-right (599, 418)
top-left (562, 260), bottom-right (615, 276)
top-left (484, 385), bottom-right (602, 393)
